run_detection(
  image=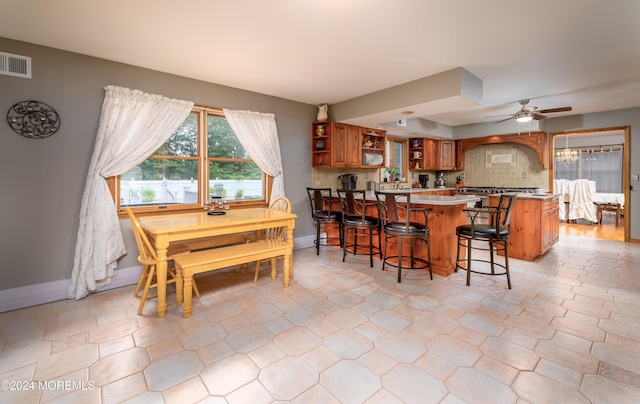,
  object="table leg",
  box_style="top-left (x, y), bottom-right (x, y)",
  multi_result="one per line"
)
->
top-left (155, 236), bottom-right (169, 318)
